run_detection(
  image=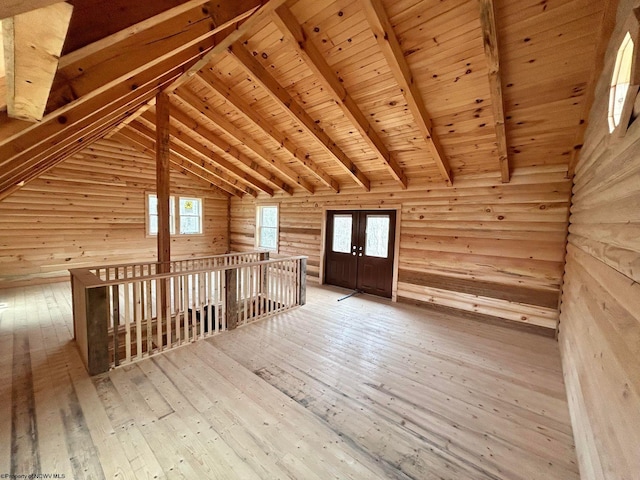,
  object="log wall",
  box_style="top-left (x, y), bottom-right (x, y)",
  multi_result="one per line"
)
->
top-left (0, 139), bottom-right (229, 287)
top-left (231, 167), bottom-right (571, 331)
top-left (558, 0), bottom-right (640, 477)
